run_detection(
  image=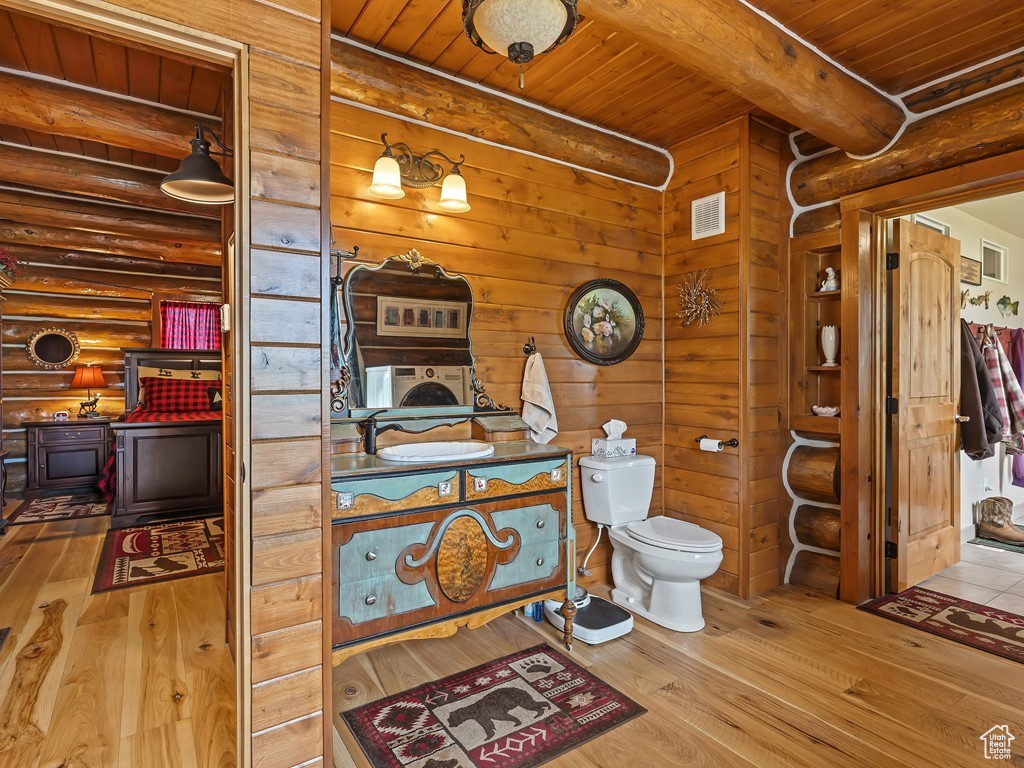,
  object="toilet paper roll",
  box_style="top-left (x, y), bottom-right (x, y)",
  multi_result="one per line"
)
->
top-left (699, 437), bottom-right (724, 453)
